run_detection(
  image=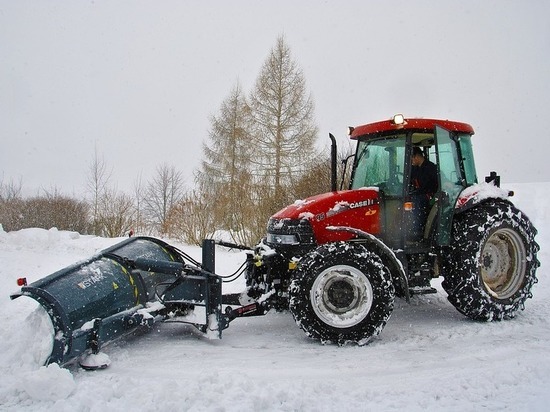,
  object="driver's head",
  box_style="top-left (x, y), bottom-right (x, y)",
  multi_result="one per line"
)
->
top-left (412, 146), bottom-right (425, 166)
